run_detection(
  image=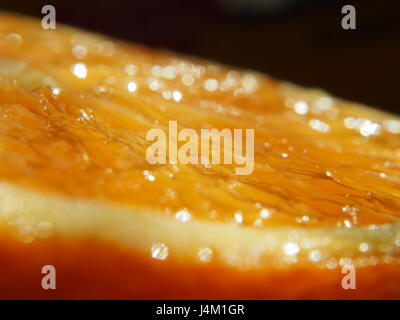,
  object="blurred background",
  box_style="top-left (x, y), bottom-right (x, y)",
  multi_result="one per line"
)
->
top-left (0, 0), bottom-right (399, 113)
